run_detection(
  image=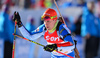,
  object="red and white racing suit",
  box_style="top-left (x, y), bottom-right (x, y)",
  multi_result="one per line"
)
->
top-left (18, 23), bottom-right (75, 58)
